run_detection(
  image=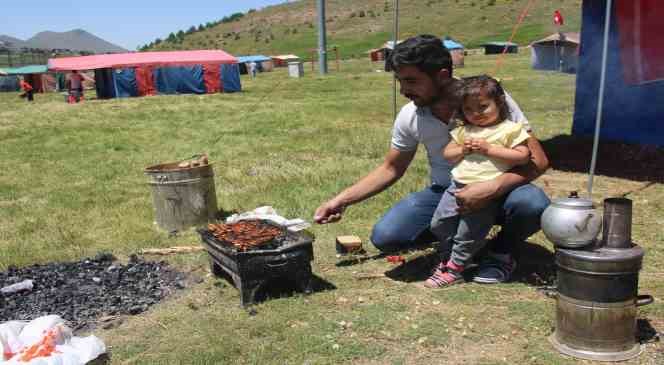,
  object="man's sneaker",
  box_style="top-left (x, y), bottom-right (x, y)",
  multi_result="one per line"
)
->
top-left (424, 261), bottom-right (465, 288)
top-left (472, 254), bottom-right (517, 284)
